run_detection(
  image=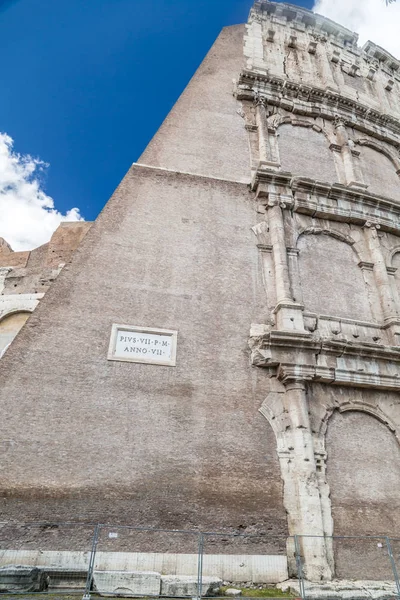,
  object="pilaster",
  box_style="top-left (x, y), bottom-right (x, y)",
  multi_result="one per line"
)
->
top-left (267, 196), bottom-right (306, 332)
top-left (333, 117), bottom-right (366, 189)
top-left (278, 380), bottom-right (332, 581)
top-left (254, 97), bottom-right (281, 169)
top-left (364, 222), bottom-right (400, 343)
